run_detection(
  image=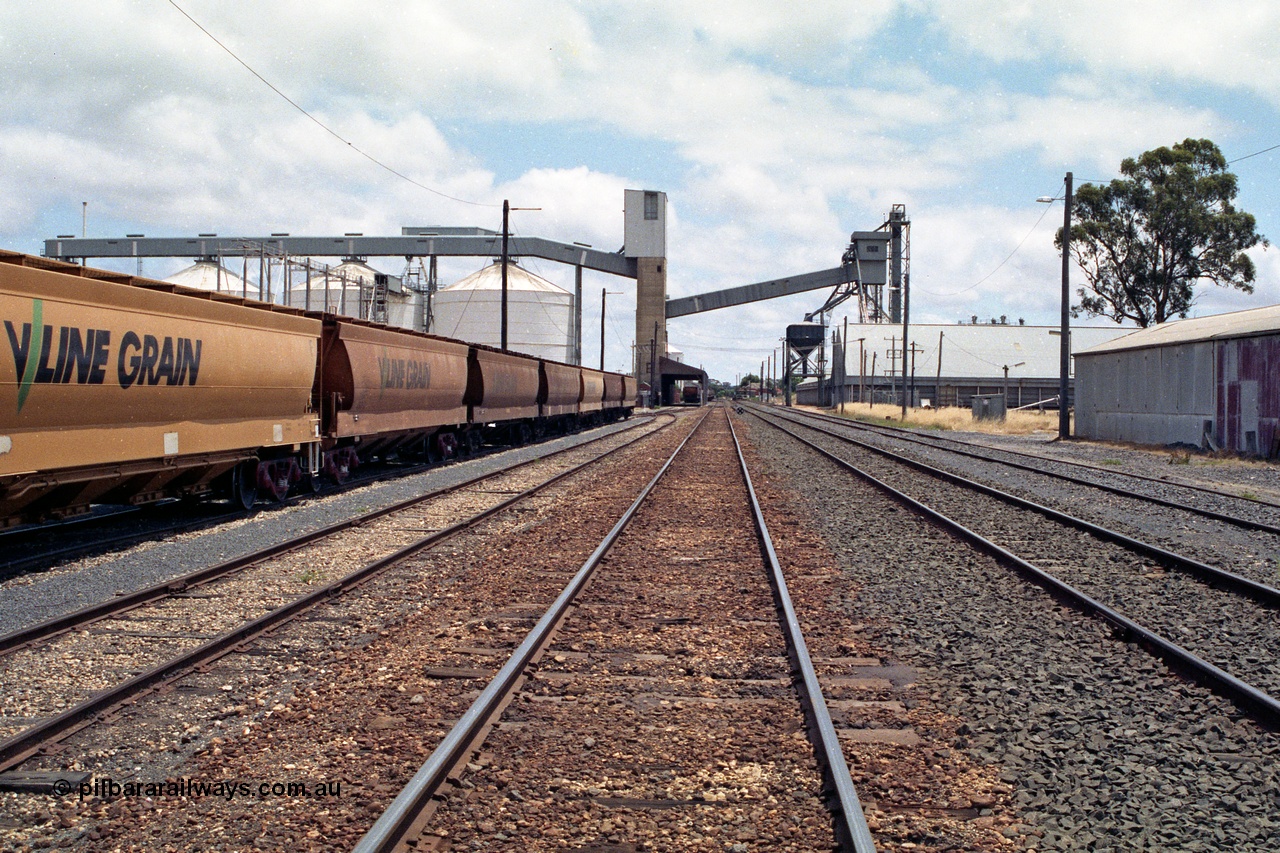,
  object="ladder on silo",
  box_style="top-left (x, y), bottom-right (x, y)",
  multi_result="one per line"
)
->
top-left (371, 274), bottom-right (389, 324)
